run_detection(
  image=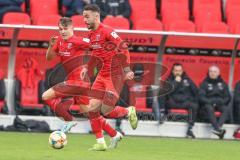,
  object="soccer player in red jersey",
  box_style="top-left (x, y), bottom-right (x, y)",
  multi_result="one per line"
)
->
top-left (42, 18), bottom-right (124, 150)
top-left (81, 4), bottom-right (138, 150)
top-left (42, 17), bottom-right (90, 126)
